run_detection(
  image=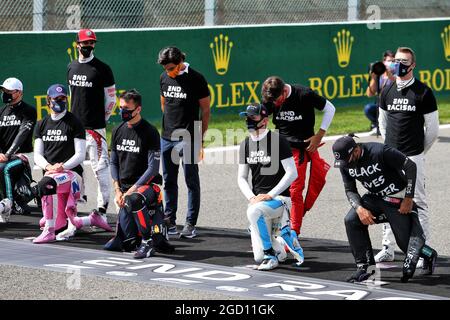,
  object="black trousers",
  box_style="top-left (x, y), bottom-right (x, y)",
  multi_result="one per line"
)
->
top-left (344, 193), bottom-right (425, 267)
